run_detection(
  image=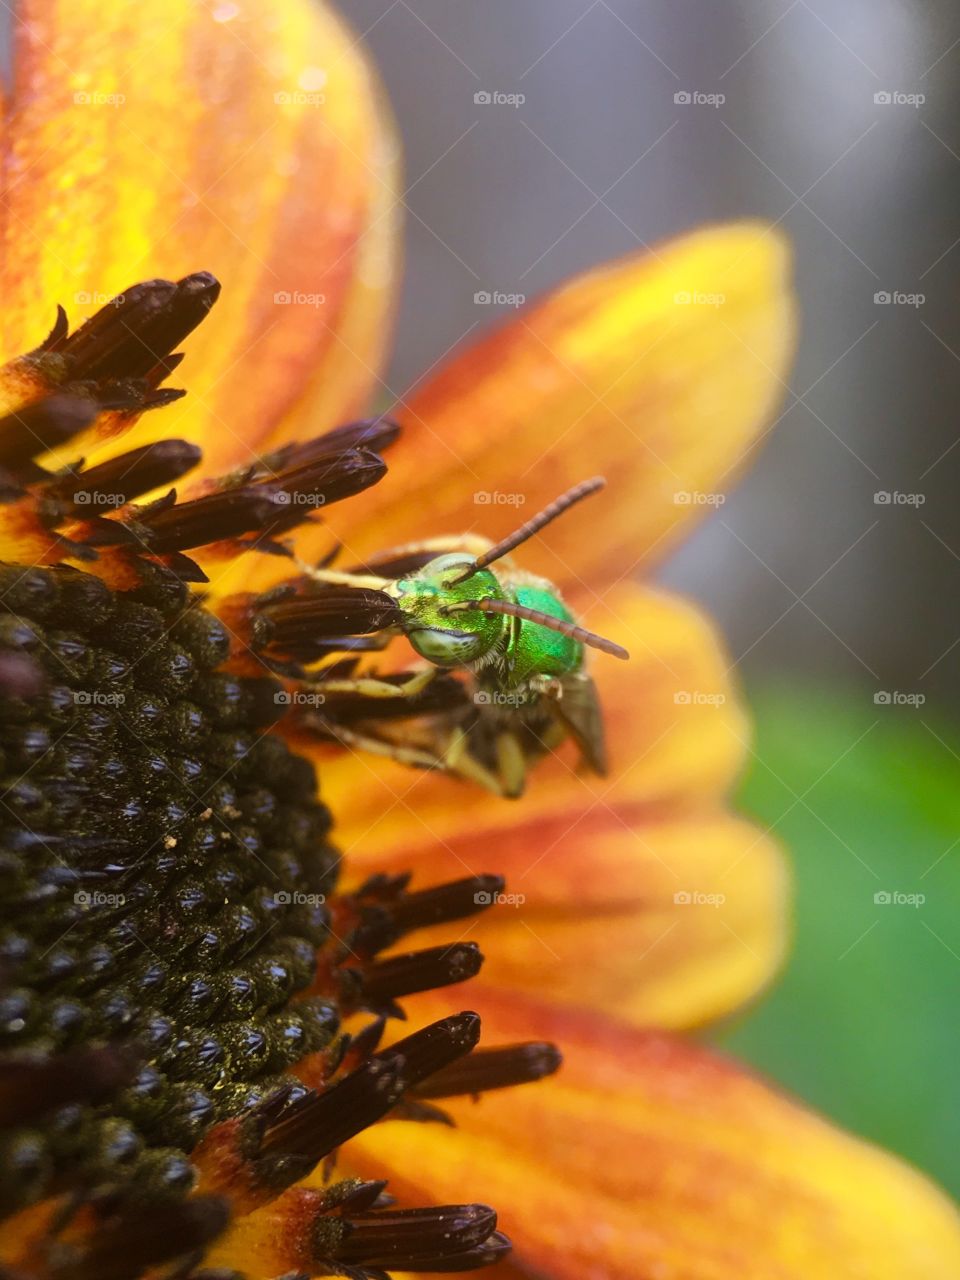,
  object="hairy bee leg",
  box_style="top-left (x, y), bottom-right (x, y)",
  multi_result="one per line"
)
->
top-left (318, 717), bottom-right (504, 795)
top-left (442, 726), bottom-right (509, 796)
top-left (494, 731), bottom-right (528, 799)
top-left (315, 715), bottom-right (515, 796)
top-left (538, 719), bottom-right (568, 750)
top-left (317, 720), bottom-right (444, 772)
top-left (310, 668), bottom-right (438, 700)
top-left (528, 675), bottom-right (563, 698)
